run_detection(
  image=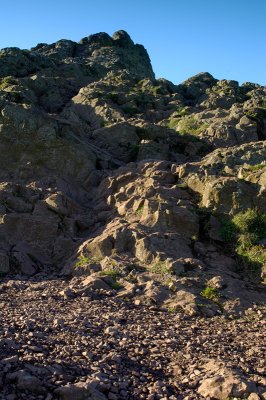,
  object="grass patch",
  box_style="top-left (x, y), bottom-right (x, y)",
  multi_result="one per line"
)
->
top-left (110, 281), bottom-right (122, 290)
top-left (178, 116), bottom-right (209, 136)
top-left (220, 209), bottom-right (266, 279)
top-left (166, 107), bottom-right (189, 129)
top-left (99, 268), bottom-right (120, 280)
top-left (242, 163), bottom-right (266, 178)
top-left (150, 261), bottom-right (173, 275)
top-left (99, 268), bottom-right (122, 290)
top-left (232, 209), bottom-right (266, 242)
top-left (75, 255), bottom-right (102, 268)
